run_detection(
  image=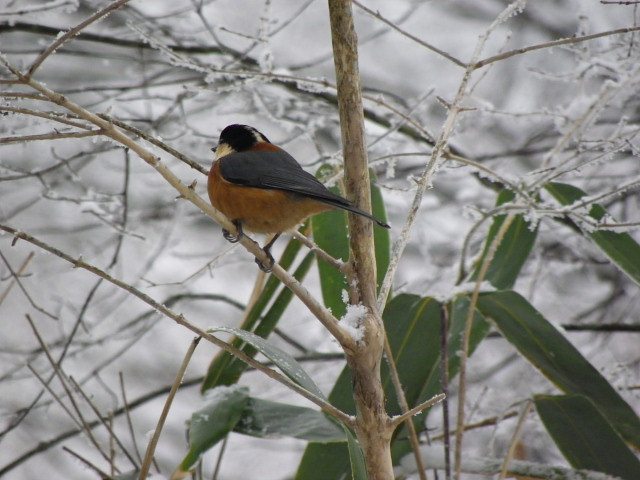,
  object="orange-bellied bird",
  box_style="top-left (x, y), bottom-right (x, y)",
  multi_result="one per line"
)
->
top-left (208, 124), bottom-right (390, 271)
